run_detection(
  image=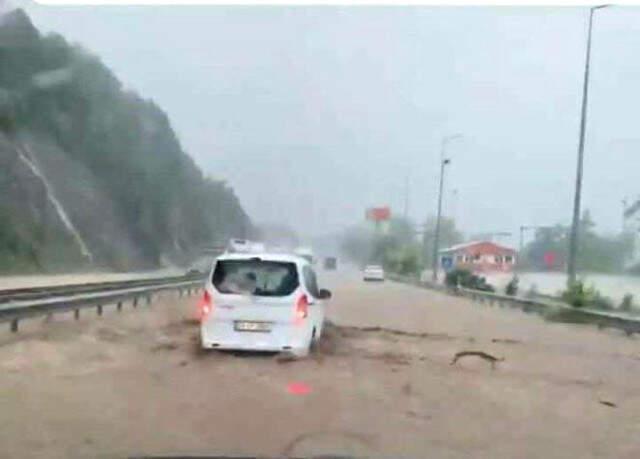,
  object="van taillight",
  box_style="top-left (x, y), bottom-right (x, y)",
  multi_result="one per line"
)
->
top-left (295, 294), bottom-right (309, 324)
top-left (198, 290), bottom-right (213, 321)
